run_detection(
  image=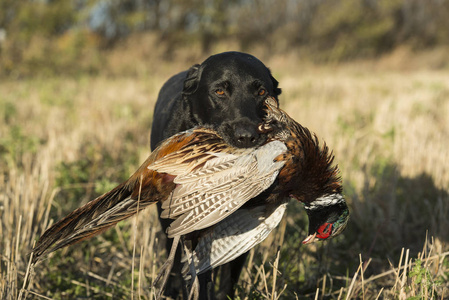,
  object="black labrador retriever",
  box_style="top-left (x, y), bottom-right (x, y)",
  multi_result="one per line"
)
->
top-left (150, 51), bottom-right (281, 299)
